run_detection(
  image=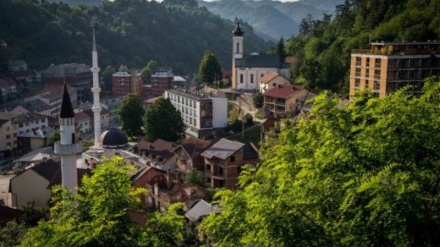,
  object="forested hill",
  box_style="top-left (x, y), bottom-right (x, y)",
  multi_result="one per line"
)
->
top-left (0, 0), bottom-right (271, 75)
top-left (286, 0), bottom-right (440, 96)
